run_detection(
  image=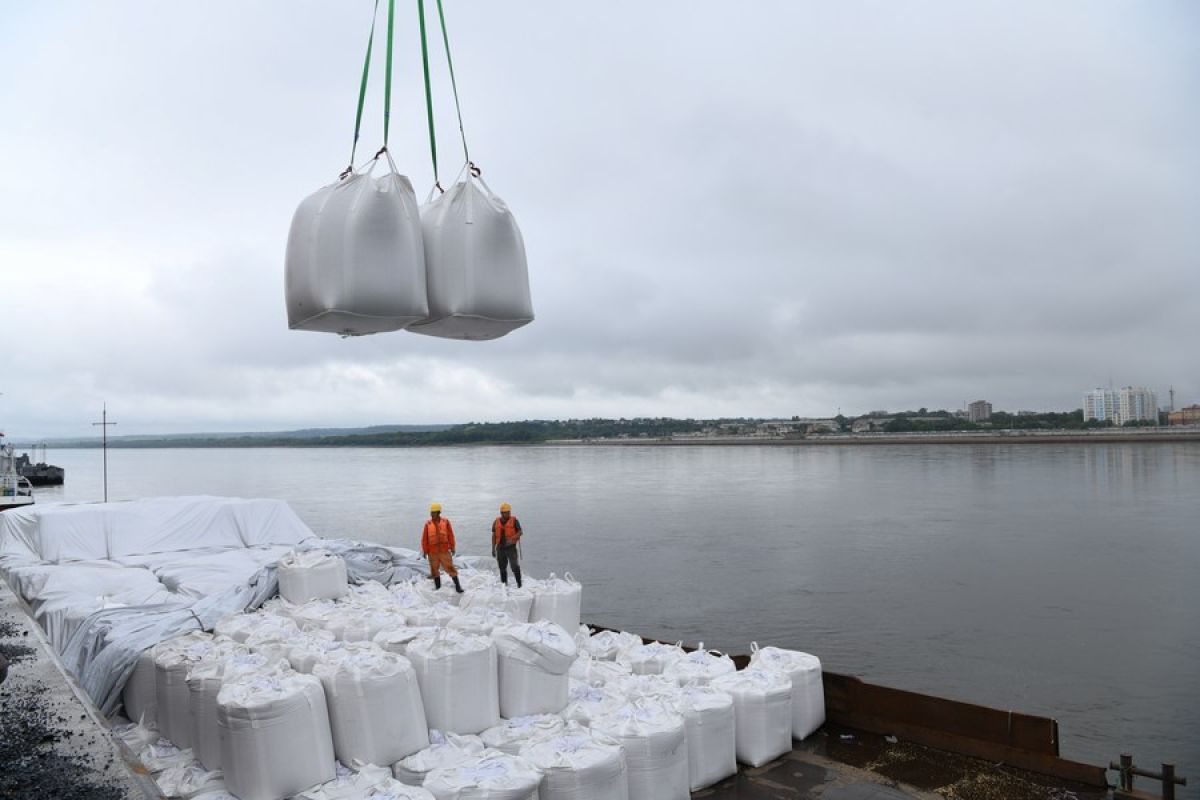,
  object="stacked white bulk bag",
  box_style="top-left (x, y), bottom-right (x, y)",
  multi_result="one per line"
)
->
top-left (748, 645), bottom-right (825, 739)
top-left (153, 631), bottom-right (223, 749)
top-left (215, 611), bottom-right (299, 646)
top-left (662, 647), bottom-right (735, 687)
top-left (519, 723), bottom-right (629, 800)
top-left (325, 606), bottom-right (402, 642)
top-left (393, 732), bottom-right (486, 786)
top-left (123, 647), bottom-right (158, 726)
top-left (461, 585), bottom-right (534, 623)
top-left (561, 683), bottom-right (626, 726)
top-left (285, 158), bottom-right (429, 336)
top-left (217, 671), bottom-right (335, 800)
top-left (407, 630), bottom-right (500, 734)
top-left (711, 668), bottom-right (792, 767)
top-left (569, 655), bottom-right (632, 688)
top-left (617, 643), bottom-right (685, 676)
top-left (663, 686), bottom-right (736, 791)
top-left (187, 650), bottom-right (284, 770)
top-left (424, 750), bottom-right (543, 800)
top-left (448, 608), bottom-right (512, 637)
top-left (590, 702), bottom-right (689, 800)
top-left (304, 773), bottom-right (435, 800)
top-left (406, 601), bottom-right (461, 628)
top-left (608, 674), bottom-right (680, 702)
top-left (529, 574), bottom-right (582, 632)
top-left (481, 714), bottom-right (565, 755)
top-left (492, 620), bottom-right (577, 717)
top-left (374, 625), bottom-right (440, 656)
top-left (312, 647), bottom-right (430, 765)
top-left (278, 550), bottom-right (348, 604)
top-left (286, 631), bottom-right (349, 673)
top-left (411, 170), bottom-right (533, 341)
top-left (583, 630), bottom-right (642, 662)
